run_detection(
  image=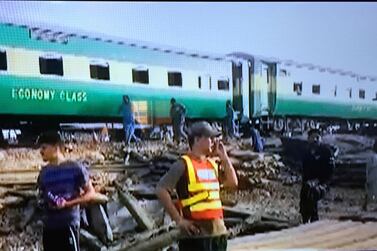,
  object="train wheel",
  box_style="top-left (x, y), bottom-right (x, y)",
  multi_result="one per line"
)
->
top-left (273, 118), bottom-right (284, 132)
